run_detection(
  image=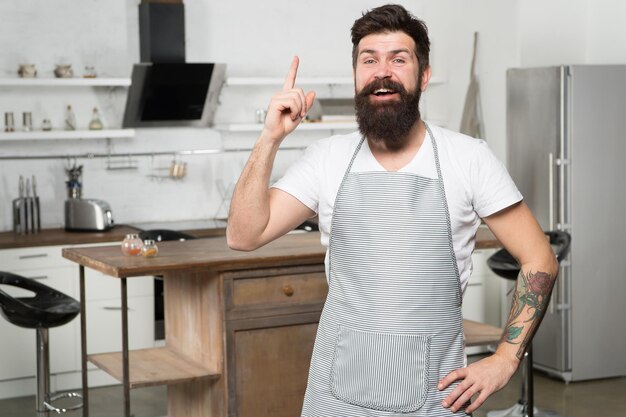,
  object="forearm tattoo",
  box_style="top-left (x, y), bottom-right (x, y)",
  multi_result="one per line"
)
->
top-left (501, 269), bottom-right (555, 360)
